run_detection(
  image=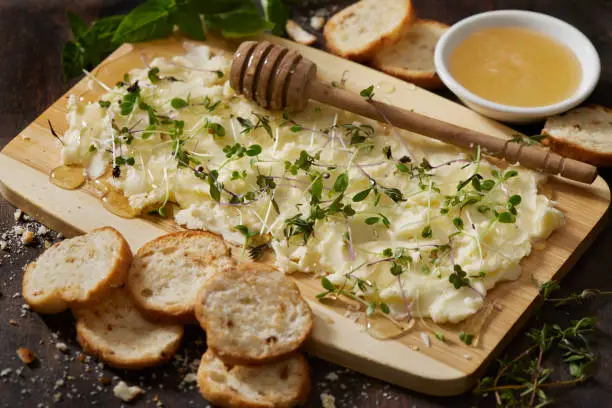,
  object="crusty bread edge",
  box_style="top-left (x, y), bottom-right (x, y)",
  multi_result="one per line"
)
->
top-left (542, 105), bottom-right (612, 167)
top-left (75, 317), bottom-right (184, 369)
top-left (371, 19), bottom-right (449, 90)
top-left (22, 226), bottom-right (133, 314)
top-left (323, 0), bottom-right (416, 62)
top-left (197, 350), bottom-right (311, 408)
top-left (127, 230), bottom-right (234, 324)
top-left (195, 262), bottom-right (314, 366)
top-left (542, 132), bottom-right (612, 167)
